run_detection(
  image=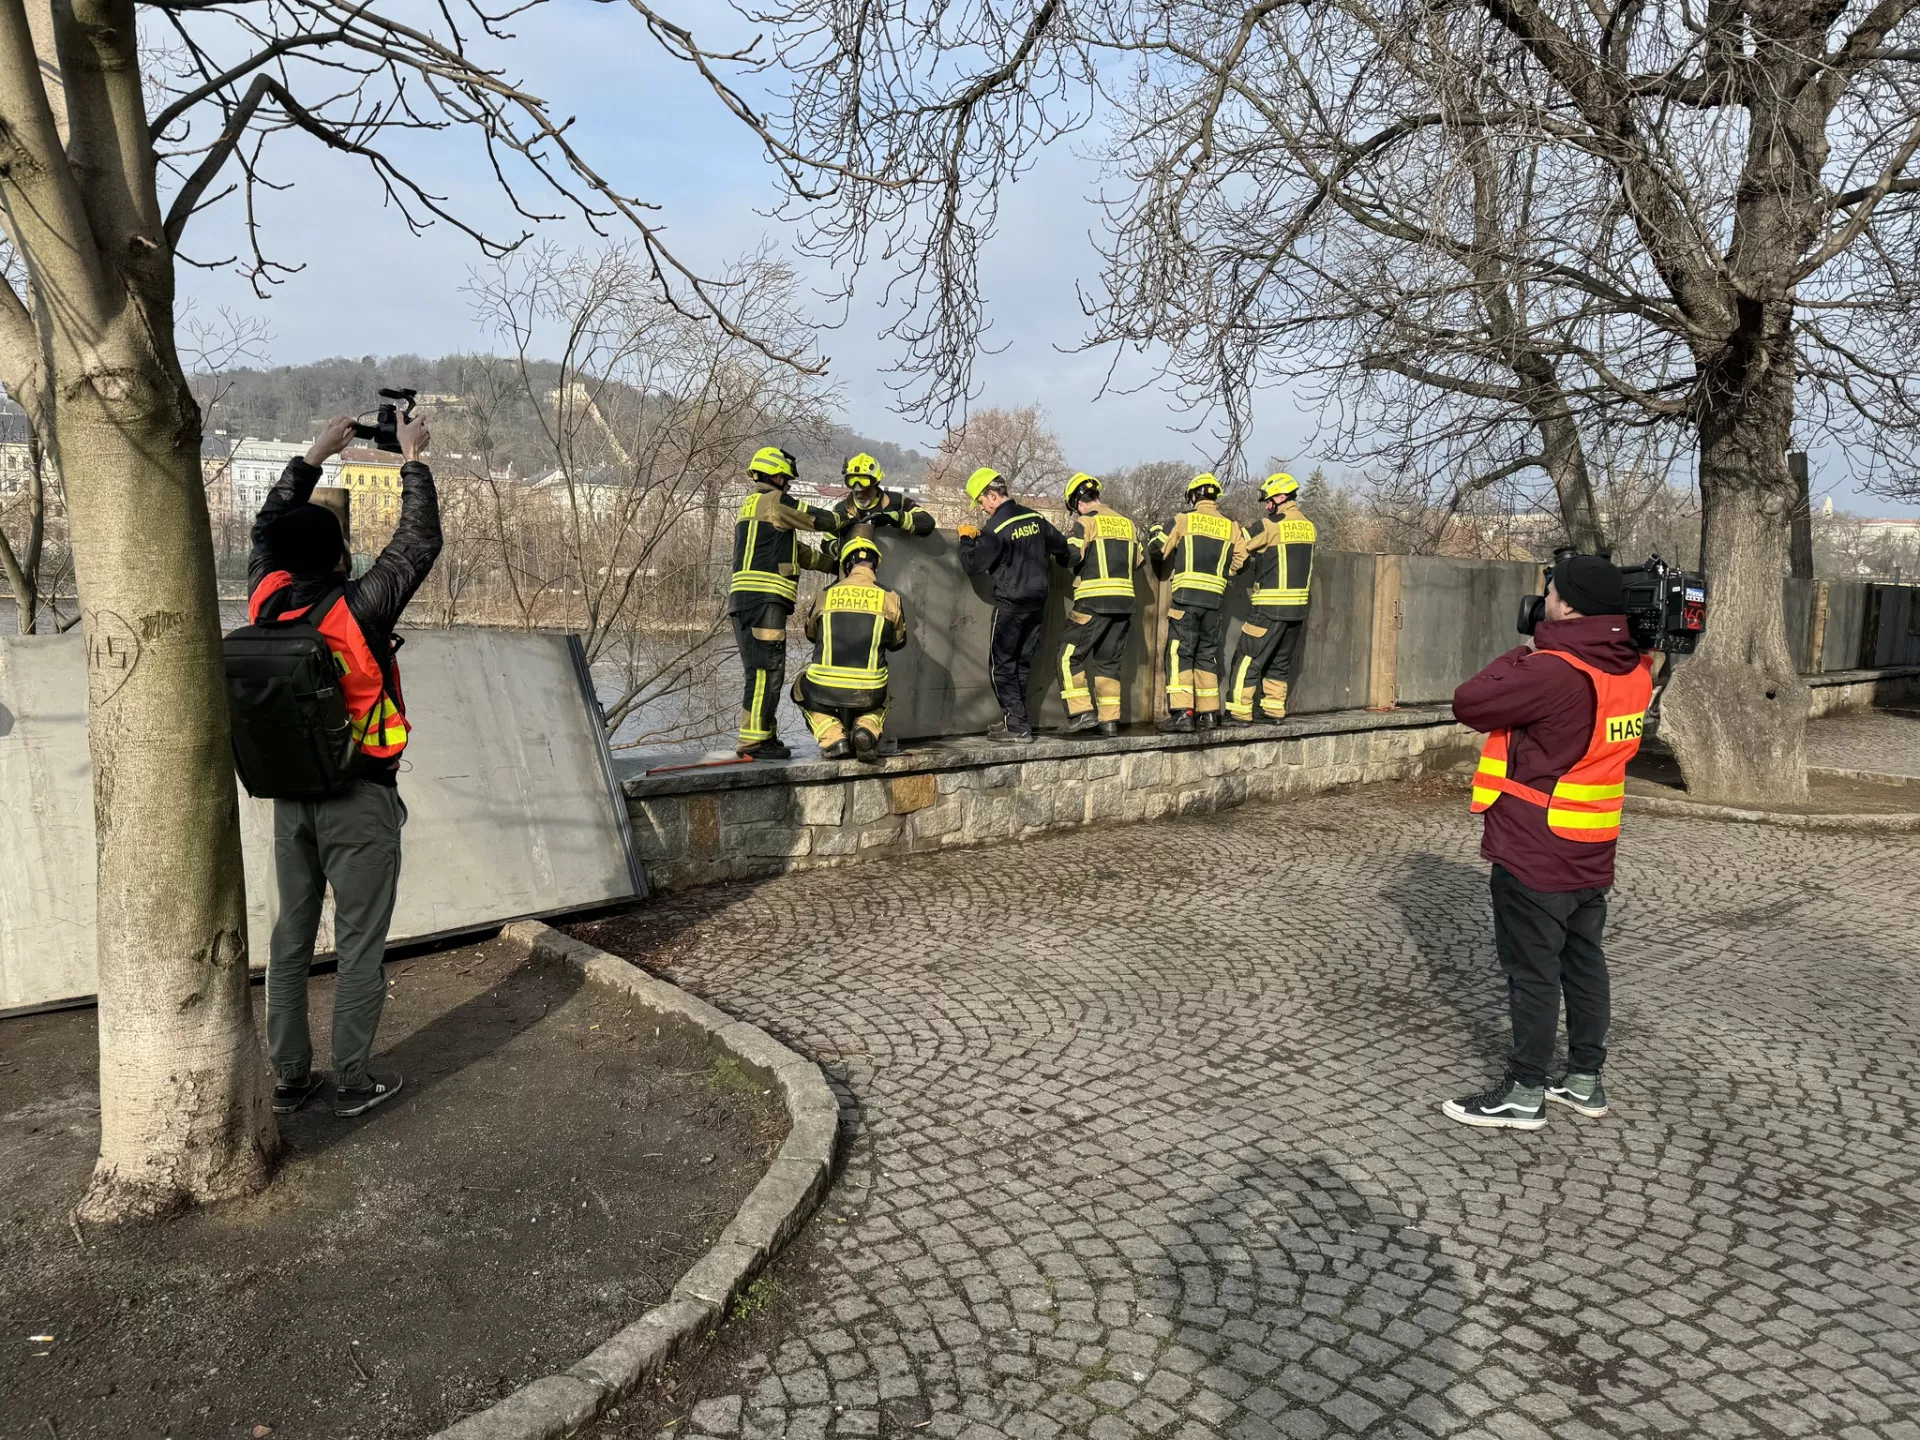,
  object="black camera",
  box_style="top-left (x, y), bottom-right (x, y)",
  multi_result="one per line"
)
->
top-left (1517, 547), bottom-right (1707, 654)
top-left (352, 387), bottom-right (417, 453)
